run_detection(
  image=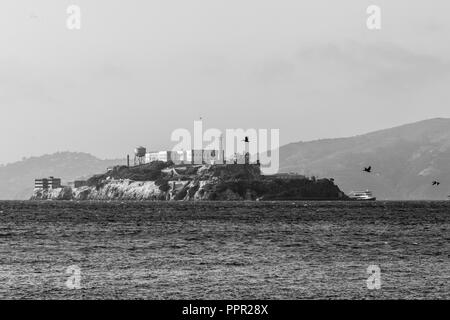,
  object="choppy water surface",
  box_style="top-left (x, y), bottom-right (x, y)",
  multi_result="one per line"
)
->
top-left (0, 201), bottom-right (448, 299)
